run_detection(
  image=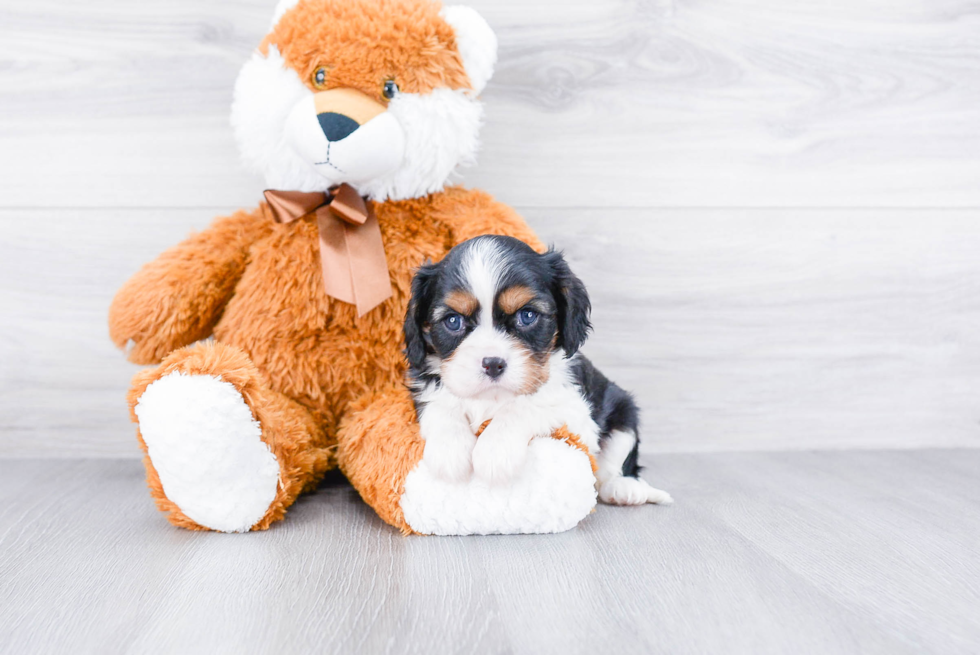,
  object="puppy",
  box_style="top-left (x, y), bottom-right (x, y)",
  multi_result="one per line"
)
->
top-left (403, 235), bottom-right (671, 506)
